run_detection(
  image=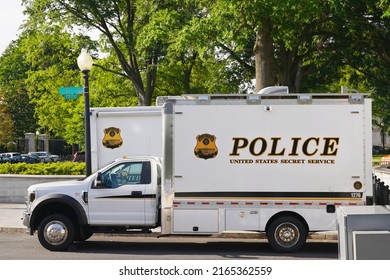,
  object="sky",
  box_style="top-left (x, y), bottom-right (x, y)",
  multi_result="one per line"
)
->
top-left (0, 0), bottom-right (25, 55)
